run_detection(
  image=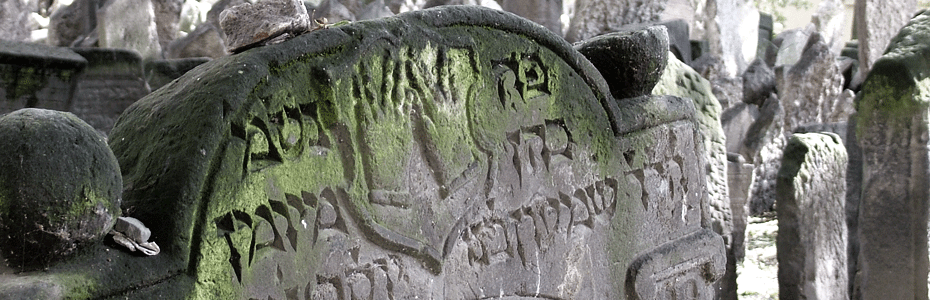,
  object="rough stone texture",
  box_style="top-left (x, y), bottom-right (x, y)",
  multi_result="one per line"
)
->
top-left (652, 52), bottom-right (734, 300)
top-left (854, 0), bottom-right (917, 86)
top-left (70, 48), bottom-right (151, 134)
top-left (812, 0), bottom-right (847, 54)
top-left (0, 0), bottom-right (34, 42)
top-left (565, 0), bottom-right (704, 43)
top-left (660, 19), bottom-right (692, 65)
top-left (744, 93), bottom-right (786, 215)
top-left (742, 58), bottom-right (774, 106)
top-left (776, 132), bottom-right (848, 300)
top-left (165, 23), bottom-right (227, 59)
top-left (772, 26), bottom-right (813, 68)
top-left (500, 0), bottom-right (561, 34)
top-left (690, 54), bottom-right (743, 111)
top-left (0, 40), bottom-right (87, 113)
top-left (144, 57), bottom-right (211, 91)
top-left (47, 0), bottom-right (92, 47)
top-left (0, 7), bottom-right (727, 298)
top-left (855, 11), bottom-right (930, 299)
top-left (727, 154), bottom-right (753, 263)
top-left (757, 12), bottom-right (774, 62)
top-left (721, 102), bottom-right (759, 154)
top-left (97, 0), bottom-right (163, 60)
top-left (220, 0), bottom-right (312, 53)
top-left (575, 25), bottom-right (668, 100)
top-left (0, 108), bottom-right (121, 269)
top-left (844, 114), bottom-right (862, 298)
top-left (776, 32), bottom-right (845, 135)
top-left (152, 0), bottom-right (184, 50)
